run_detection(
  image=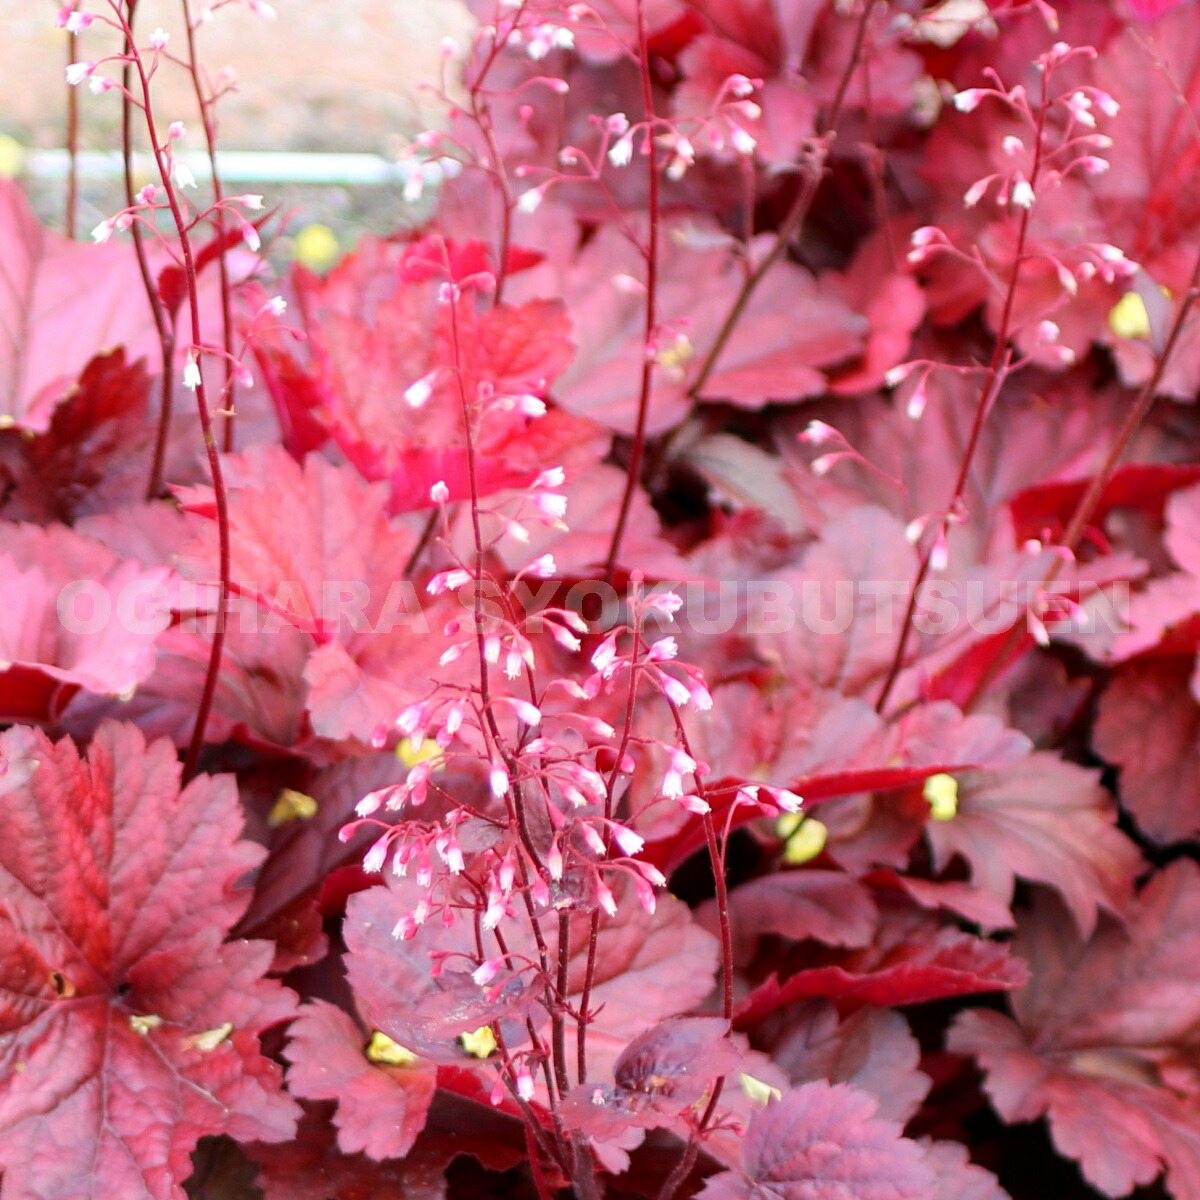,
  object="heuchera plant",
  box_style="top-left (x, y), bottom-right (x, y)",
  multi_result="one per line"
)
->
top-left (4, 0), bottom-right (1200, 1196)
